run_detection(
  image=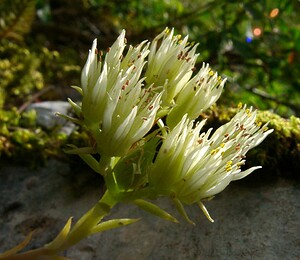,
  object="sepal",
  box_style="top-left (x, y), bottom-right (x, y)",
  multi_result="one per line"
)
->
top-left (112, 133), bottom-right (160, 191)
top-left (134, 199), bottom-right (178, 223)
top-left (56, 112), bottom-right (82, 125)
top-left (0, 231), bottom-right (34, 258)
top-left (172, 197), bottom-right (195, 225)
top-left (198, 201), bottom-right (214, 222)
top-left (90, 218), bottom-right (140, 235)
top-left (64, 145), bottom-right (102, 175)
top-left (64, 145), bottom-right (95, 154)
top-left (70, 85), bottom-right (83, 95)
top-left (45, 217), bottom-right (72, 251)
top-left (67, 98), bottom-right (82, 117)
